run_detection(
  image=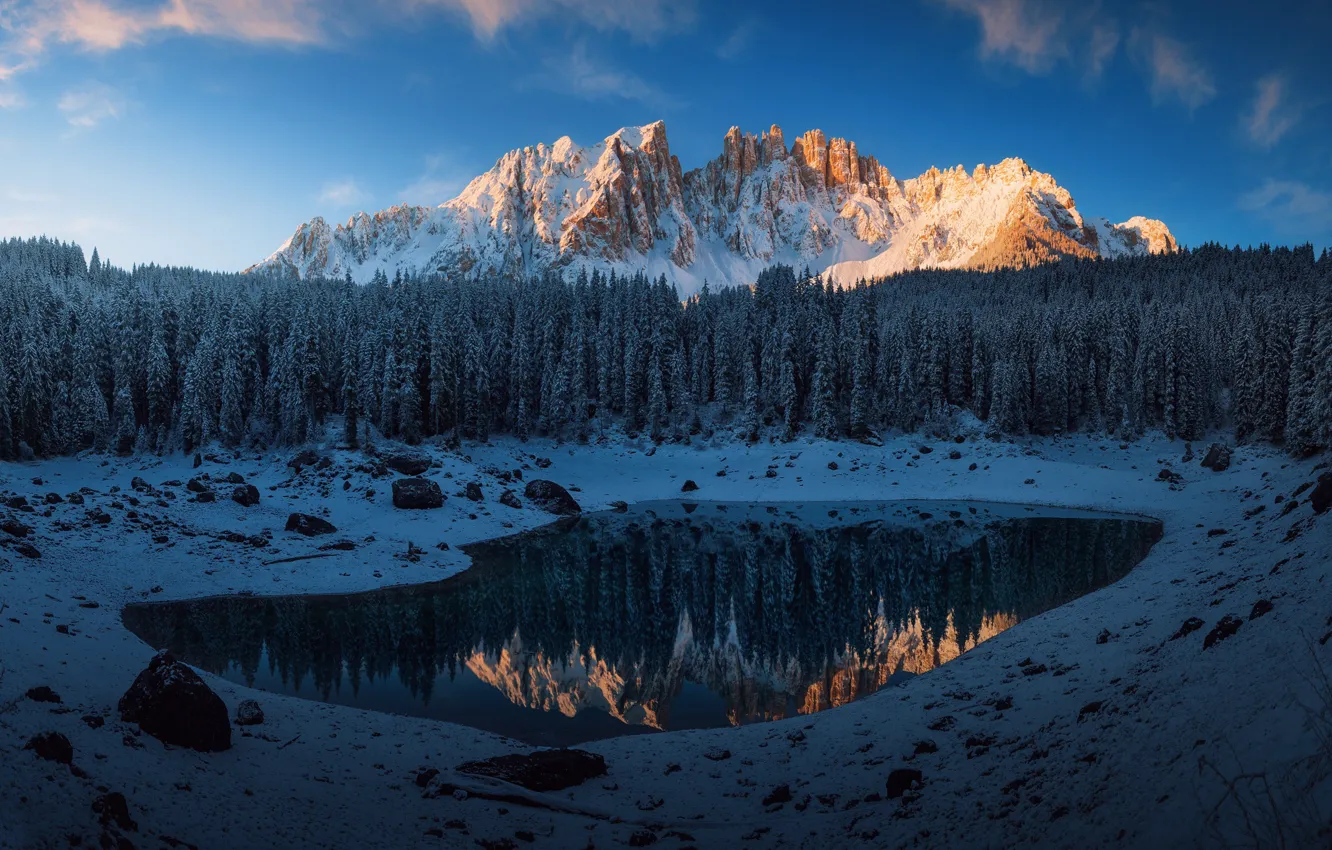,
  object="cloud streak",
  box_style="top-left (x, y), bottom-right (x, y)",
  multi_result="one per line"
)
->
top-left (937, 0), bottom-right (1119, 80)
top-left (526, 42), bottom-right (679, 108)
top-left (1238, 179), bottom-right (1332, 235)
top-left (57, 81), bottom-right (126, 127)
top-left (404, 0), bottom-right (694, 41)
top-left (1244, 73), bottom-right (1299, 149)
top-left (1133, 30), bottom-right (1215, 111)
top-left (318, 178), bottom-right (370, 208)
